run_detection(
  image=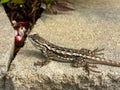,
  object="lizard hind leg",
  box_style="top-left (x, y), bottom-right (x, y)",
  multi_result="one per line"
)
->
top-left (91, 48), bottom-right (104, 57)
top-left (79, 48), bottom-right (104, 57)
top-left (72, 60), bottom-right (100, 75)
